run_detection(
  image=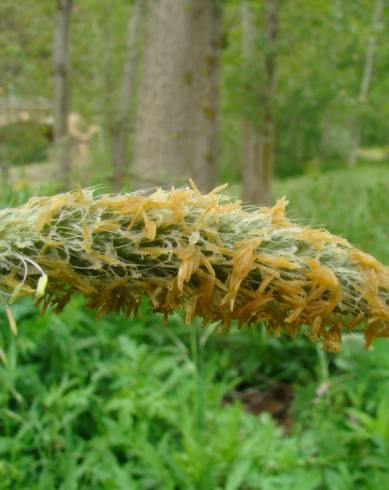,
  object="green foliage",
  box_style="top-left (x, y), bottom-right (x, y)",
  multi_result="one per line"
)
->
top-left (0, 122), bottom-right (49, 165)
top-left (220, 0), bottom-right (389, 179)
top-left (275, 165), bottom-right (389, 262)
top-left (0, 296), bottom-right (388, 489)
top-left (0, 300), bottom-right (306, 489)
top-left (0, 0), bottom-right (53, 98)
